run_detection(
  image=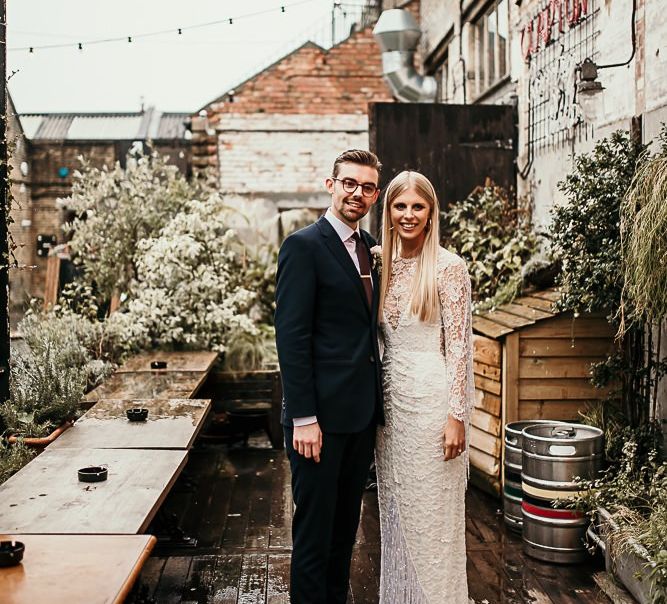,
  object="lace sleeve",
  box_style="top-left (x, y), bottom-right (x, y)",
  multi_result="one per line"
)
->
top-left (438, 258), bottom-right (473, 422)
